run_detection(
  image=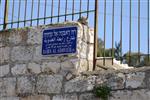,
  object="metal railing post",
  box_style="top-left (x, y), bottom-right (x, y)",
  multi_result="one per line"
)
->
top-left (3, 0), bottom-right (9, 30)
top-left (93, 0), bottom-right (98, 70)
